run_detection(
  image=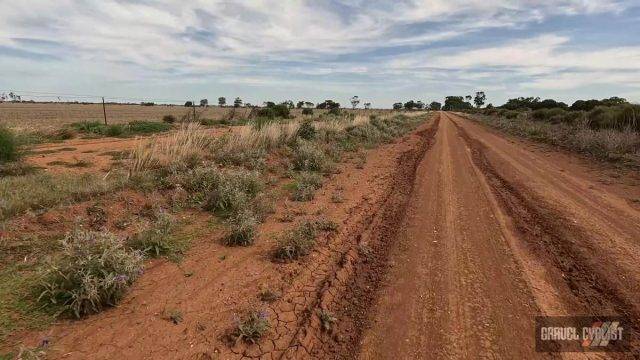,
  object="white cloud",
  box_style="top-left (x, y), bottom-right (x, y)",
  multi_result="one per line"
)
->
top-left (0, 0), bottom-right (638, 105)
